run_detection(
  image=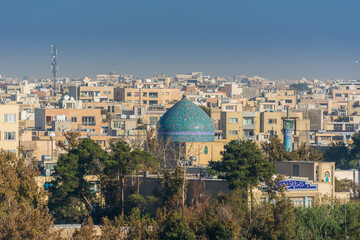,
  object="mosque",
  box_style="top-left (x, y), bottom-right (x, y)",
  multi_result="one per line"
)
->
top-left (157, 96), bottom-right (225, 166)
